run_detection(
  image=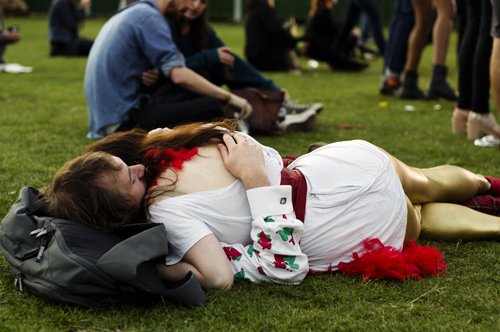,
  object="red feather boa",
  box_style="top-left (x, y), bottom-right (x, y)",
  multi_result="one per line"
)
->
top-left (337, 239), bottom-right (446, 280)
